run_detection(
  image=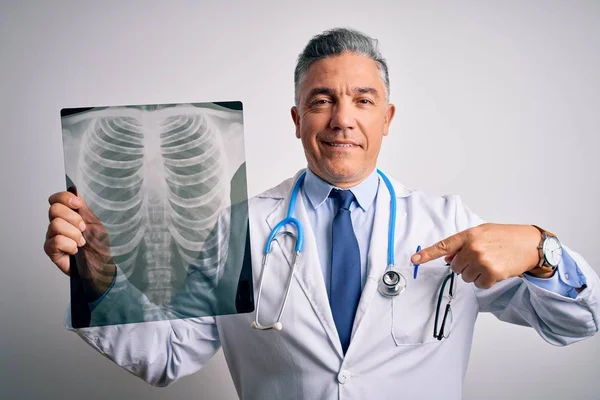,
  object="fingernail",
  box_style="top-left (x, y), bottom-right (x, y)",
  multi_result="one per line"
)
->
top-left (79, 237), bottom-right (86, 246)
top-left (70, 198), bottom-right (82, 207)
top-left (412, 254), bottom-right (422, 262)
top-left (79, 221), bottom-right (86, 231)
